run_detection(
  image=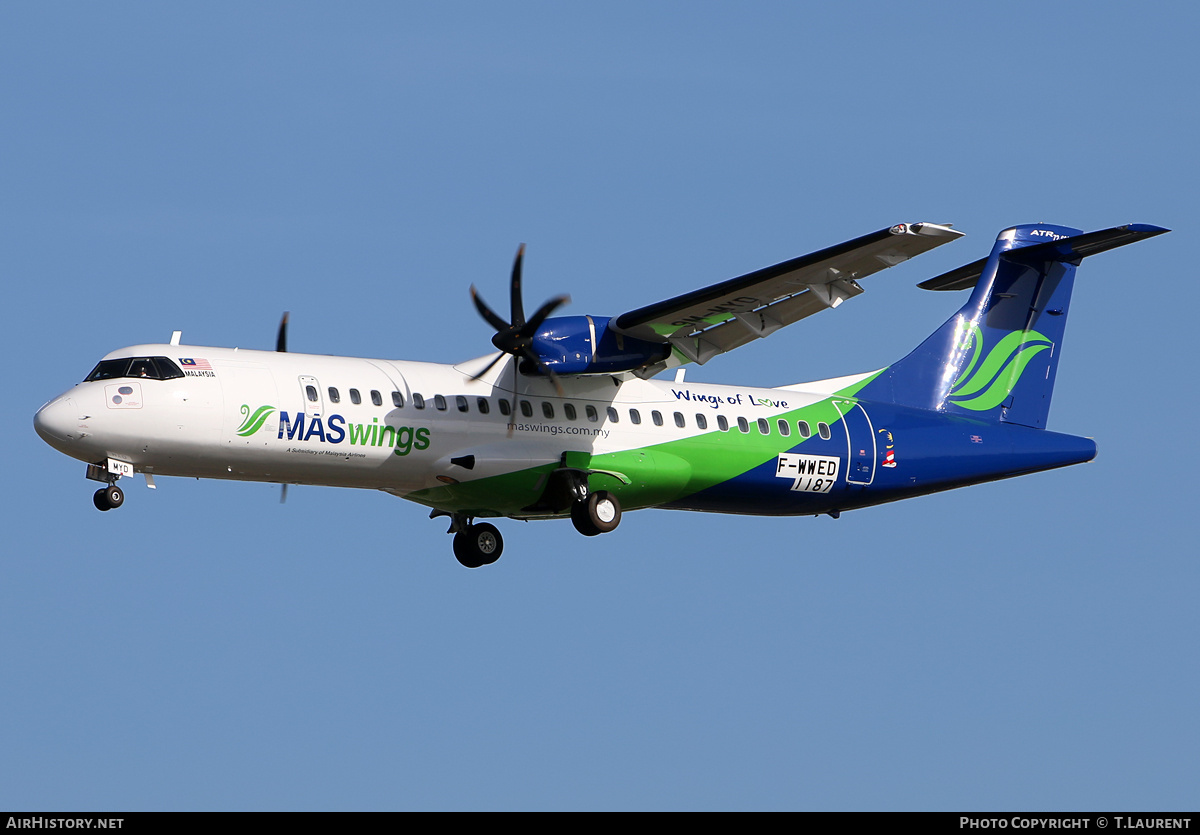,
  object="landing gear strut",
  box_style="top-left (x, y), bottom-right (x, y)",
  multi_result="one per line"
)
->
top-left (571, 490), bottom-right (621, 537)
